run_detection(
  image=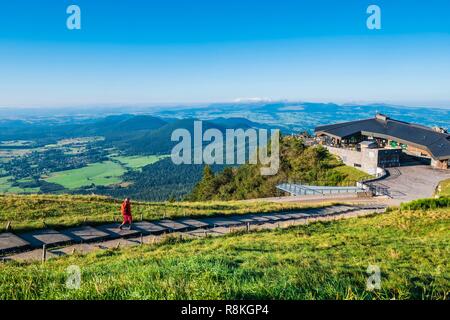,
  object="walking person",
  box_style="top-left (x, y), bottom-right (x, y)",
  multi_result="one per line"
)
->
top-left (119, 197), bottom-right (132, 230)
